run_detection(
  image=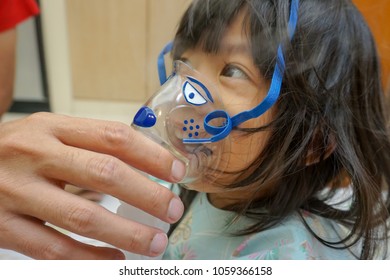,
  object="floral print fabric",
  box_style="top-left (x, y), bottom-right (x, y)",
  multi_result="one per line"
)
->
top-left (163, 192), bottom-right (357, 260)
